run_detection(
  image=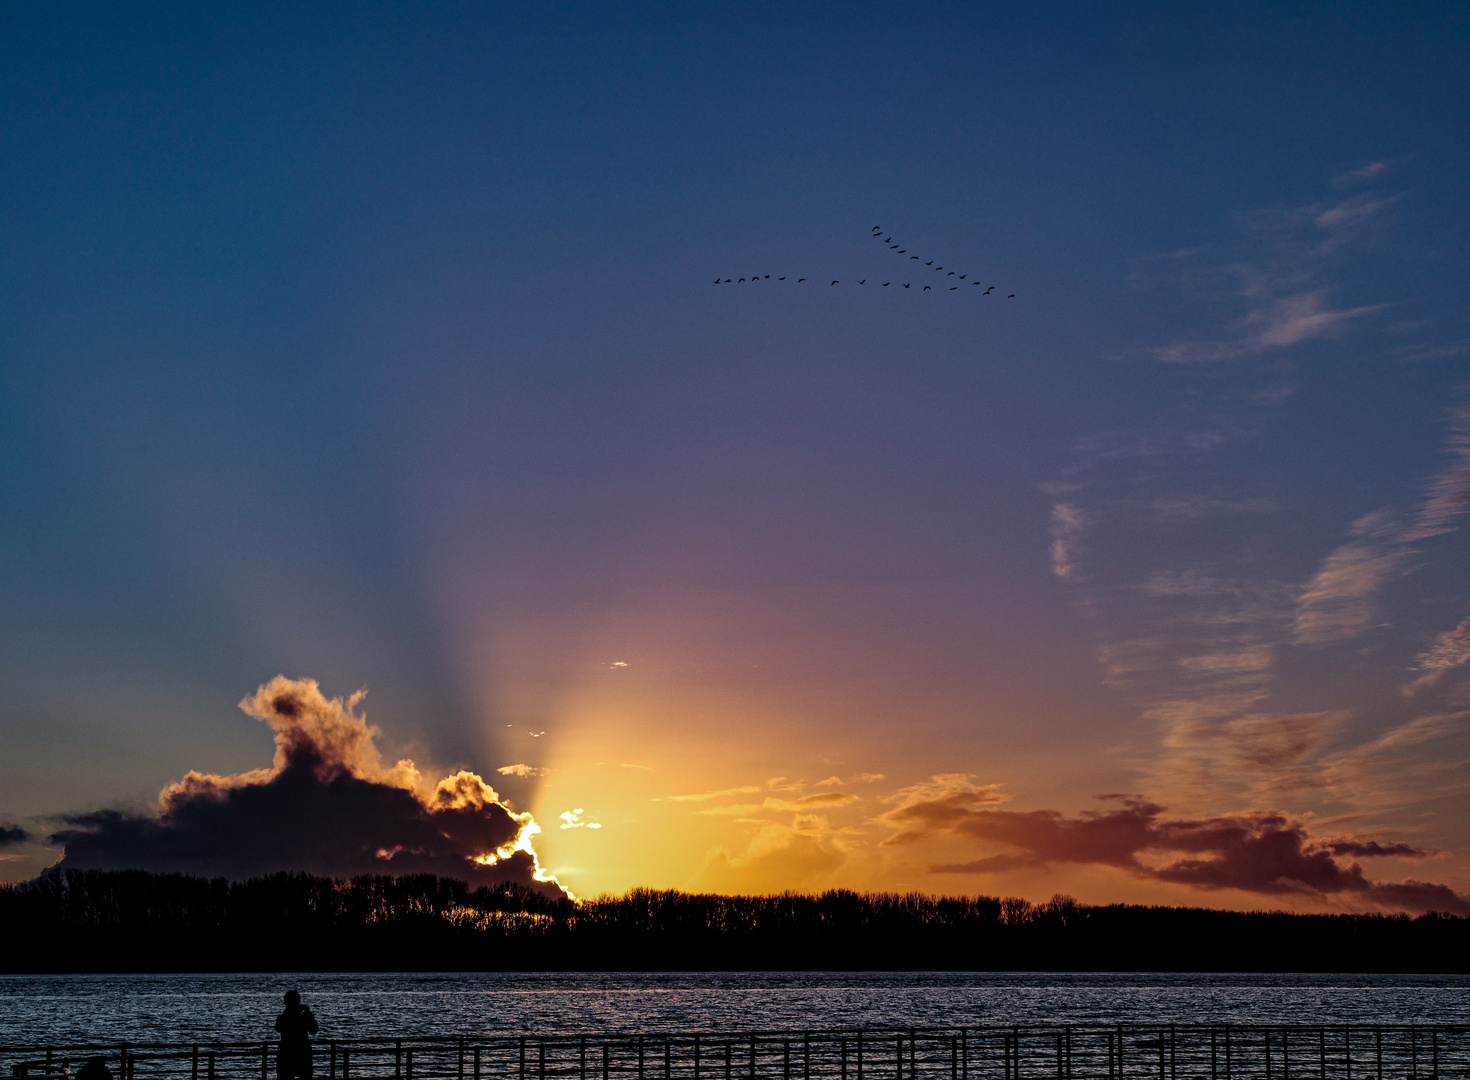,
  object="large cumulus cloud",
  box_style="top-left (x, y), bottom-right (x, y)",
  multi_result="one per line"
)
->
top-left (882, 776), bottom-right (1467, 915)
top-left (53, 677), bottom-right (567, 897)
